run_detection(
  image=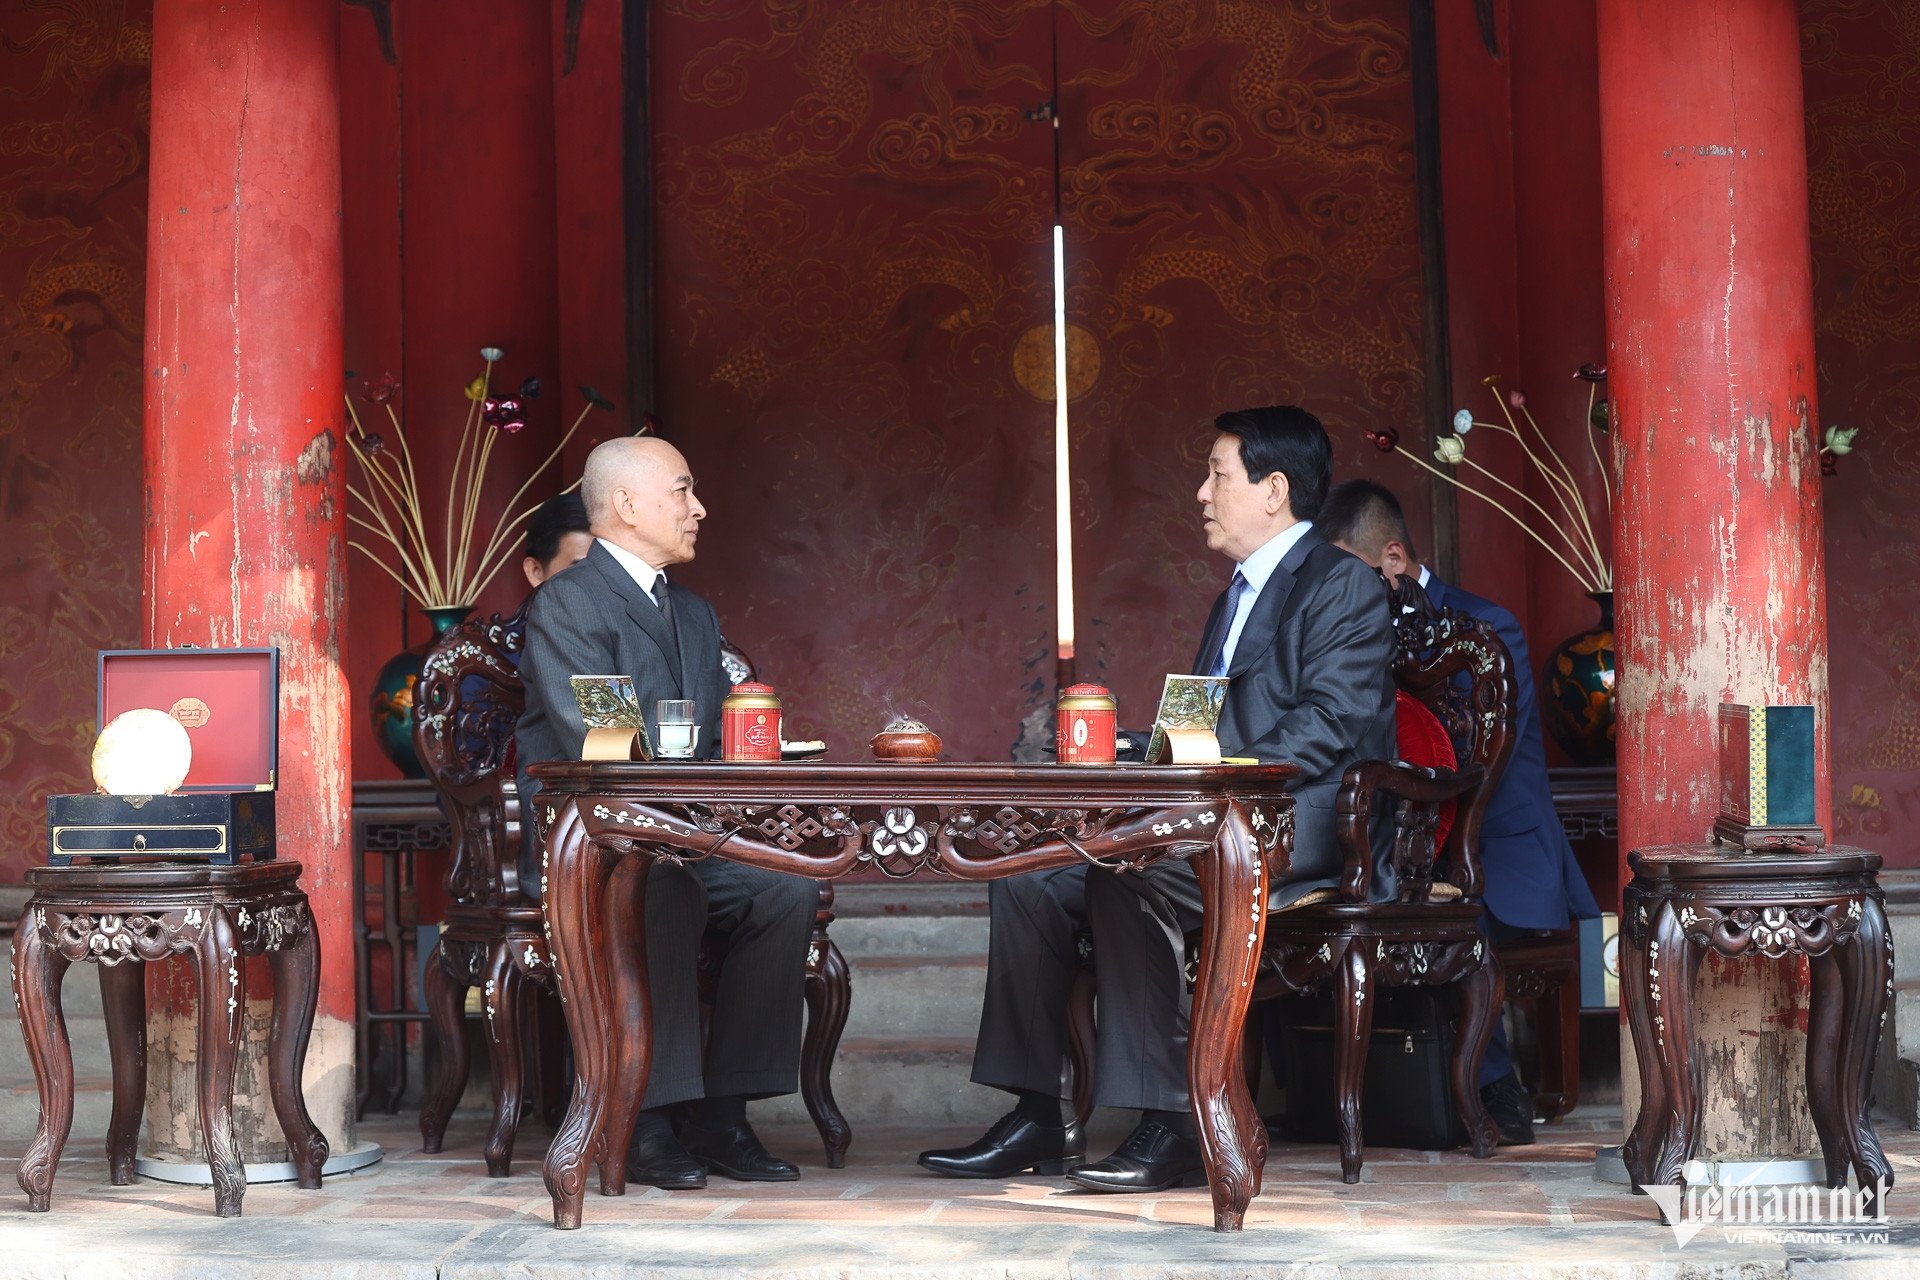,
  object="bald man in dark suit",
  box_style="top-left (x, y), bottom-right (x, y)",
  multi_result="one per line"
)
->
top-left (517, 436), bottom-right (818, 1189)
